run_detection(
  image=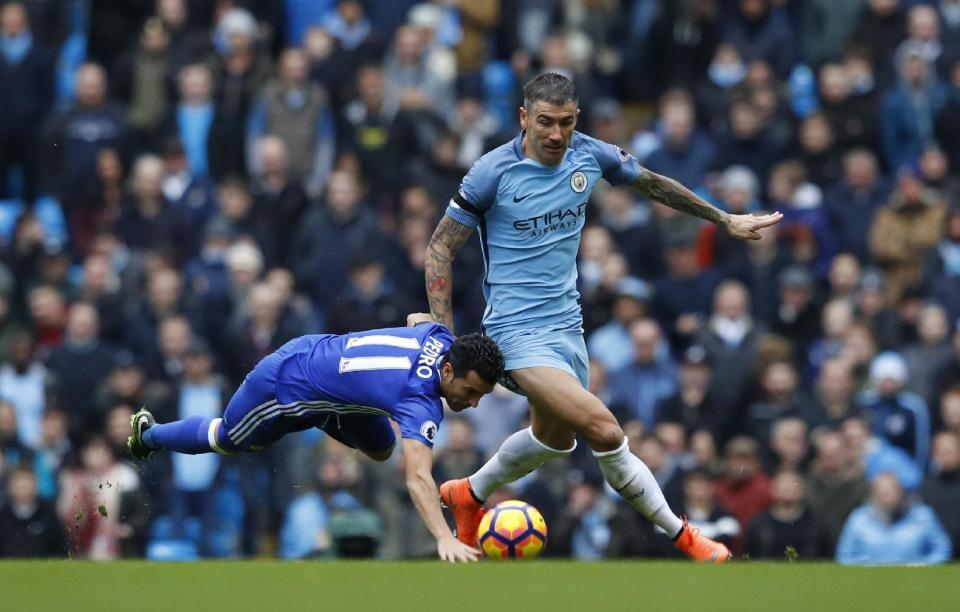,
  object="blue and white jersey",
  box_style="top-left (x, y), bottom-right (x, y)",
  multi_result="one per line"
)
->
top-left (445, 131), bottom-right (642, 336)
top-left (273, 323), bottom-right (454, 447)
